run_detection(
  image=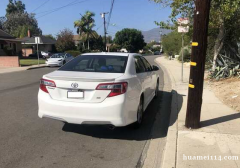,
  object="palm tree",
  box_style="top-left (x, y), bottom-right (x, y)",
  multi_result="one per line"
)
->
top-left (74, 11), bottom-right (95, 50)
